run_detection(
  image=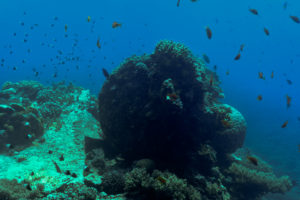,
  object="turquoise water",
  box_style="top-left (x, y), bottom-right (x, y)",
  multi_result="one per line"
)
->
top-left (0, 0), bottom-right (300, 199)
